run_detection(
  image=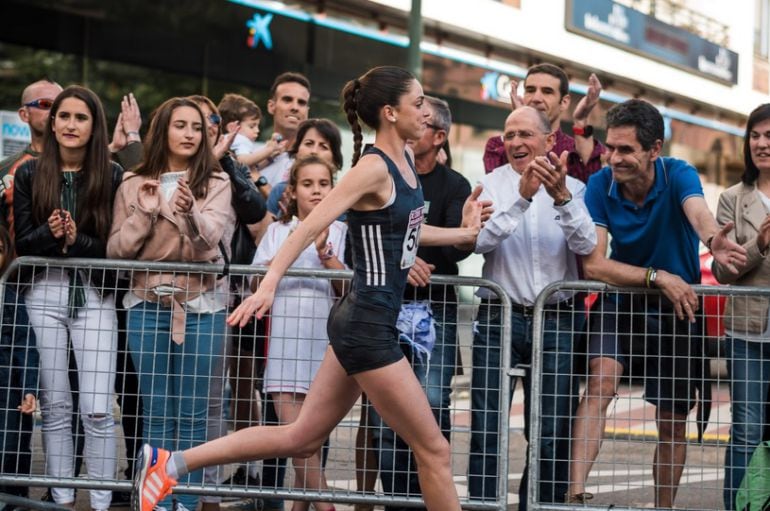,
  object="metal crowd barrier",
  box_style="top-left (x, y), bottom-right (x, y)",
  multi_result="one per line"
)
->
top-left (529, 280), bottom-right (769, 511)
top-left (0, 257), bottom-right (512, 511)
